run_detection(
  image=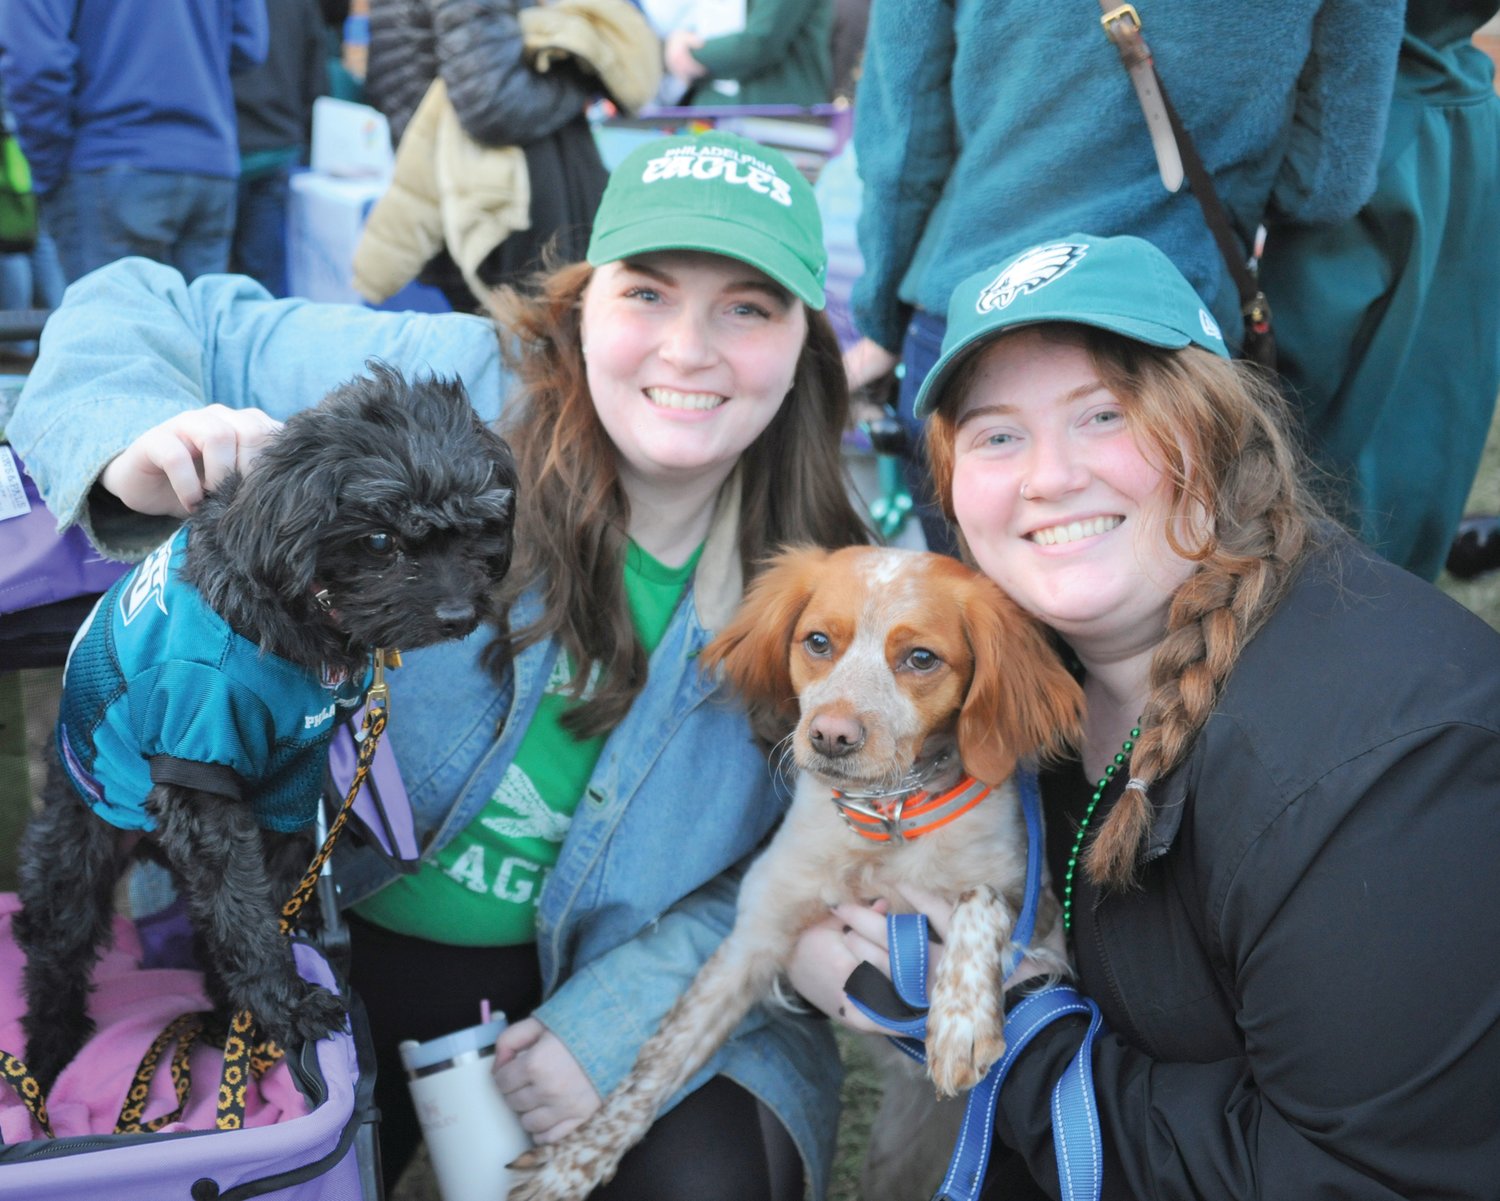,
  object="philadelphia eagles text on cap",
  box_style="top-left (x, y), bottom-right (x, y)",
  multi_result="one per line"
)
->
top-left (586, 131), bottom-right (828, 309)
